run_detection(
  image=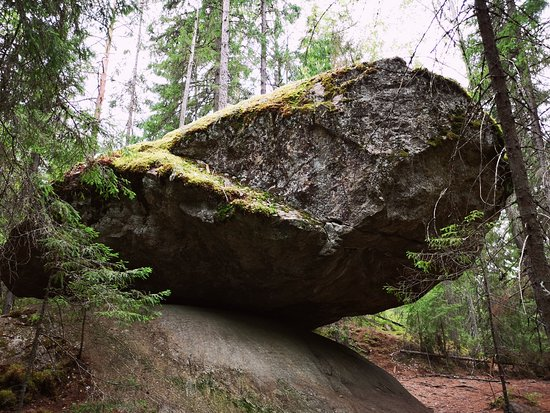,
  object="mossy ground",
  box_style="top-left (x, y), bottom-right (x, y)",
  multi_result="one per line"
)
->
top-left (0, 361), bottom-right (69, 410)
